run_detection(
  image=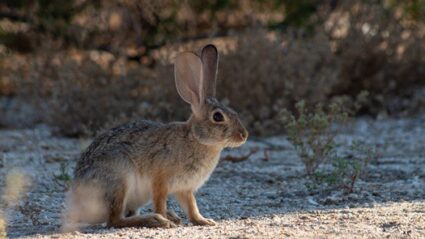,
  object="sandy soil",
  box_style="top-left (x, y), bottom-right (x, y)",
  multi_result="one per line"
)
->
top-left (1, 115), bottom-right (424, 238)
